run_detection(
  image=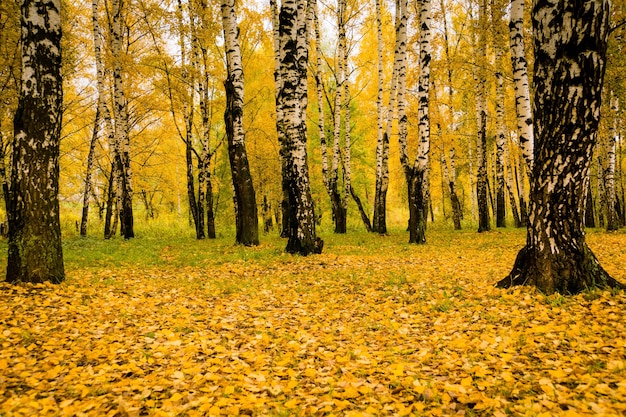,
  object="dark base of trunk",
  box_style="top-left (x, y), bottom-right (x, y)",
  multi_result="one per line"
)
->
top-left (286, 236), bottom-right (323, 255)
top-left (372, 188), bottom-right (387, 234)
top-left (496, 244), bottom-right (625, 294)
top-left (334, 207), bottom-right (347, 234)
top-left (80, 206), bottom-right (89, 237)
top-left (408, 170), bottom-right (427, 244)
